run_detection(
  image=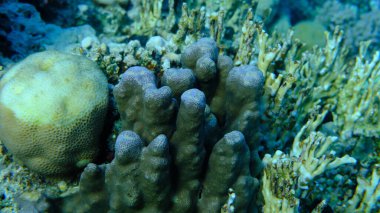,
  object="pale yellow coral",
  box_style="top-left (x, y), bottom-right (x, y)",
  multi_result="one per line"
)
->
top-left (0, 51), bottom-right (109, 176)
top-left (345, 166), bottom-right (380, 212)
top-left (336, 41), bottom-right (380, 139)
top-left (262, 116), bottom-right (357, 211)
